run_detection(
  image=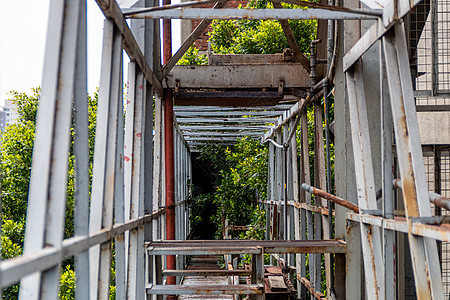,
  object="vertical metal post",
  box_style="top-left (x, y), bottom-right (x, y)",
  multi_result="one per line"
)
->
top-left (19, 0), bottom-right (83, 298)
top-left (434, 146), bottom-right (442, 263)
top-left (383, 24), bottom-right (444, 299)
top-left (346, 61), bottom-right (385, 300)
top-left (325, 11), bottom-right (335, 298)
top-left (126, 68), bottom-right (146, 299)
top-left (124, 62), bottom-right (136, 298)
top-left (163, 0), bottom-right (176, 288)
top-left (153, 94), bottom-right (163, 242)
top-left (300, 110), bottom-right (313, 299)
top-left (431, 0), bottom-right (438, 96)
top-left (73, 0), bottom-right (89, 298)
top-left (314, 100), bottom-right (328, 293)
top-left (115, 72), bottom-right (126, 300)
top-left (380, 38), bottom-right (396, 300)
top-left (289, 117), bottom-right (300, 289)
top-left (276, 130), bottom-right (283, 241)
top-left (266, 143), bottom-right (274, 241)
top-left (283, 125), bottom-right (289, 247)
